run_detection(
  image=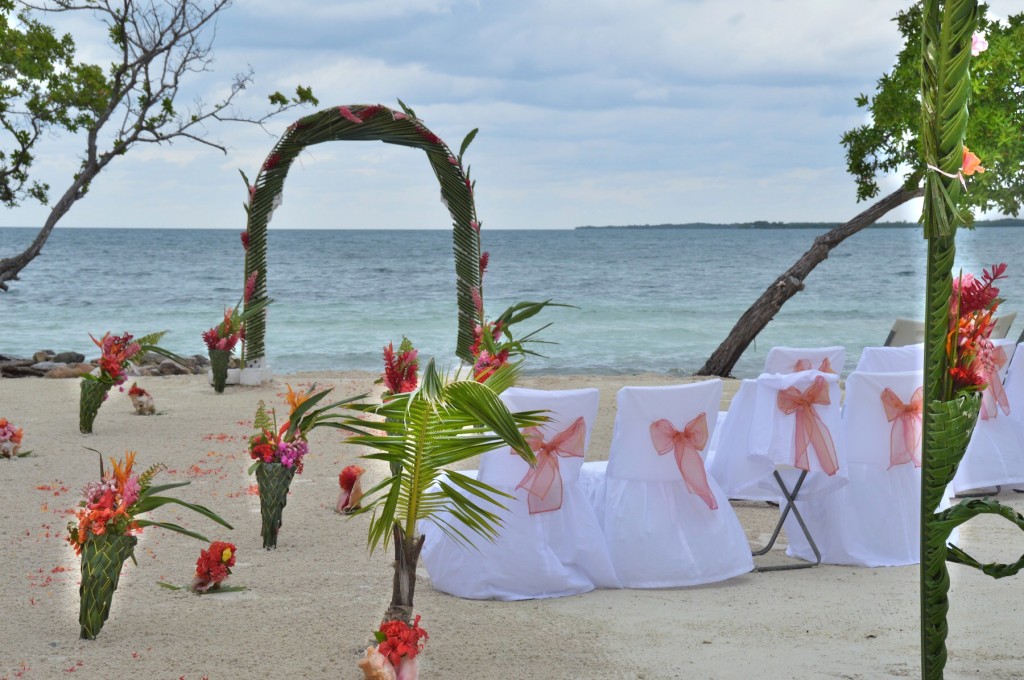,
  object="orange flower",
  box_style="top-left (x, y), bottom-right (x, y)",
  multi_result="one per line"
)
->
top-left (285, 384), bottom-right (310, 415)
top-left (962, 146), bottom-right (985, 176)
top-left (111, 451), bottom-right (136, 490)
